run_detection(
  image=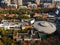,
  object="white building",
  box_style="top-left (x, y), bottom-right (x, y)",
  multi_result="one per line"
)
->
top-left (1, 0), bottom-right (11, 6)
top-left (10, 4), bottom-right (17, 8)
top-left (33, 21), bottom-right (56, 34)
top-left (1, 0), bottom-right (23, 7)
top-left (28, 4), bottom-right (37, 8)
top-left (0, 21), bottom-right (22, 30)
top-left (19, 6), bottom-right (27, 9)
top-left (29, 19), bottom-right (35, 24)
